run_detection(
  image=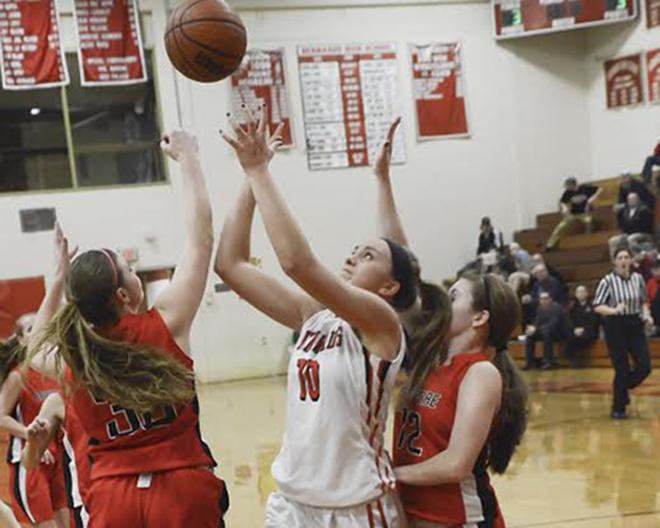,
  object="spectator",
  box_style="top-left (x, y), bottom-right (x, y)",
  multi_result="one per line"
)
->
top-left (531, 264), bottom-right (566, 306)
top-left (524, 291), bottom-right (566, 370)
top-left (477, 217), bottom-right (503, 272)
top-left (546, 177), bottom-right (602, 250)
top-left (531, 253), bottom-right (569, 296)
top-left (608, 192), bottom-right (655, 257)
top-left (641, 140), bottom-right (660, 186)
top-left (634, 248), bottom-right (658, 282)
top-left (647, 259), bottom-right (660, 336)
top-left (508, 242), bottom-right (534, 295)
top-left (565, 285), bottom-right (601, 368)
top-left (616, 171), bottom-right (655, 212)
